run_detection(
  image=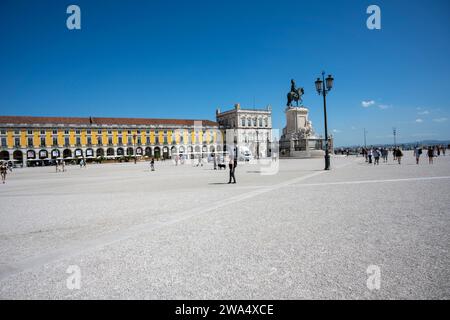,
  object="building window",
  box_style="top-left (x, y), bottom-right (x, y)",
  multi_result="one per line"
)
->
top-left (247, 118), bottom-right (251, 126)
top-left (15, 137), bottom-right (20, 147)
top-left (146, 137), bottom-right (150, 144)
top-left (14, 130), bottom-right (20, 135)
top-left (27, 130), bottom-right (33, 135)
top-left (127, 130), bottom-right (131, 134)
top-left (259, 118), bottom-right (263, 127)
top-left (137, 130), bottom-right (141, 134)
top-left (97, 130), bottom-right (102, 134)
top-left (87, 130), bottom-right (91, 134)
top-left (242, 118), bottom-right (246, 126)
top-left (1, 130), bottom-right (6, 135)
top-left (265, 118), bottom-right (268, 127)
top-left (64, 130), bottom-right (69, 134)
top-left (107, 130), bottom-right (112, 134)
top-left (137, 137), bottom-right (141, 145)
top-left (128, 137), bottom-right (132, 145)
top-left (118, 130), bottom-right (122, 134)
top-left (76, 137), bottom-right (81, 145)
top-left (87, 137), bottom-right (92, 145)
top-left (28, 137), bottom-right (33, 147)
top-left (52, 130), bottom-right (57, 134)
top-left (108, 137), bottom-right (113, 145)
top-left (75, 130), bottom-right (81, 134)
top-left (53, 137), bottom-right (58, 146)
top-left (155, 136), bottom-right (159, 144)
top-left (40, 137), bottom-right (46, 147)
top-left (1, 137), bottom-right (6, 146)
top-left (40, 130), bottom-right (45, 135)
top-left (65, 137), bottom-right (70, 146)
top-left (118, 137), bottom-right (123, 145)
top-left (97, 137), bottom-right (102, 145)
